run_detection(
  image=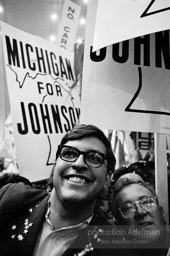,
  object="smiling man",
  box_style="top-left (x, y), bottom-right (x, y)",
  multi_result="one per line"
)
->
top-left (52, 135), bottom-right (111, 217)
top-left (0, 124), bottom-right (116, 256)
